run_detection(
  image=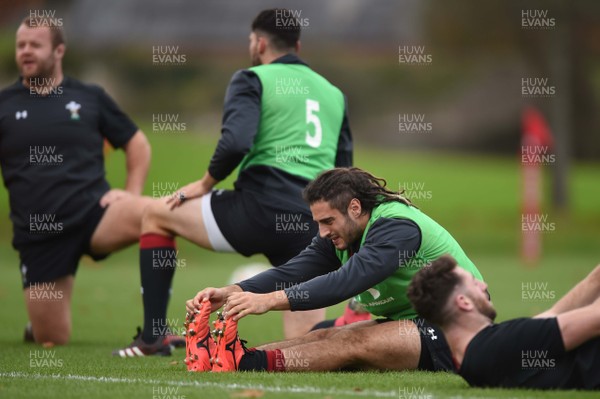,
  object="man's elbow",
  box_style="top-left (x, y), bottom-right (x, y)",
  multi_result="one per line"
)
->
top-left (126, 130), bottom-right (151, 160)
